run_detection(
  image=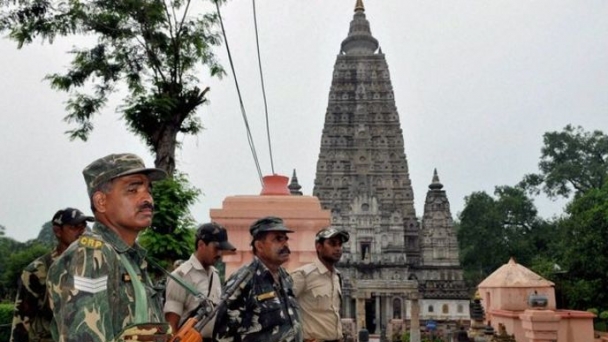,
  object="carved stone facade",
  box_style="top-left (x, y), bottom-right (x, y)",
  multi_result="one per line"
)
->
top-left (312, 1), bottom-right (469, 334)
